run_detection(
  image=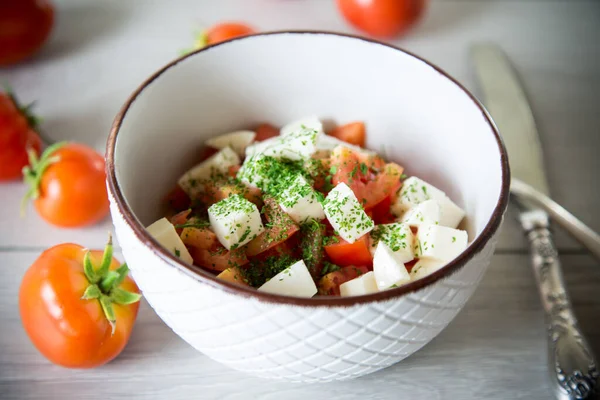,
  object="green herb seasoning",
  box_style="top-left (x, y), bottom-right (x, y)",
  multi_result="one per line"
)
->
top-left (371, 223), bottom-right (410, 252)
top-left (320, 262), bottom-right (341, 276)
